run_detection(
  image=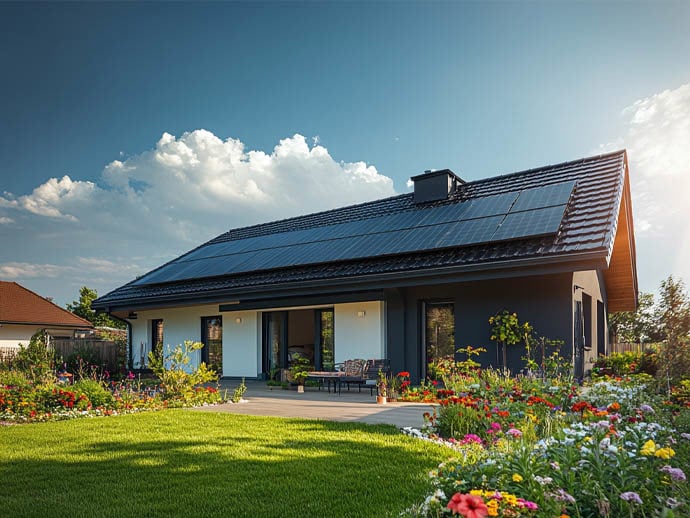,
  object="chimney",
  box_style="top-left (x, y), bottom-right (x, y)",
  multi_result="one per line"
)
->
top-left (410, 169), bottom-right (463, 204)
